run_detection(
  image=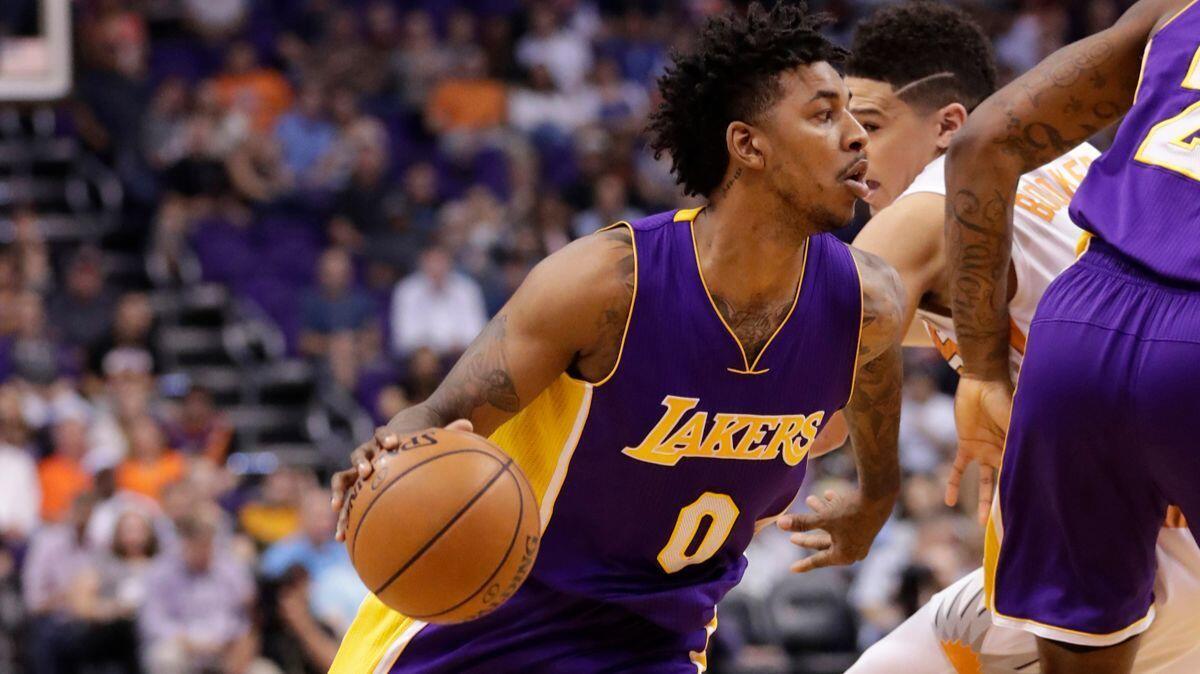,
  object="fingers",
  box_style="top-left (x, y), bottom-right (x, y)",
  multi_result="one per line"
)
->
top-left (445, 418), bottom-right (474, 433)
top-left (945, 451), bottom-right (969, 507)
top-left (977, 465), bottom-right (995, 527)
top-left (778, 491), bottom-right (839, 532)
top-left (373, 427), bottom-right (400, 454)
top-left (331, 467), bottom-right (358, 542)
top-left (791, 549), bottom-right (836, 573)
top-left (790, 531), bottom-right (832, 551)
